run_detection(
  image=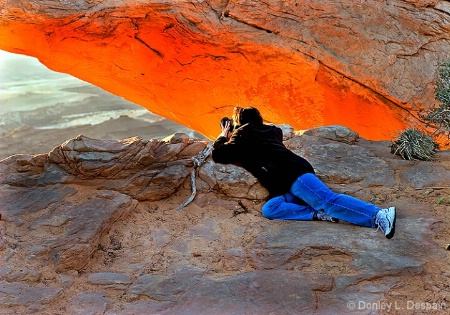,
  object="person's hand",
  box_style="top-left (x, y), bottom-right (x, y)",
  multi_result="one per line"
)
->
top-left (219, 120), bottom-right (231, 138)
